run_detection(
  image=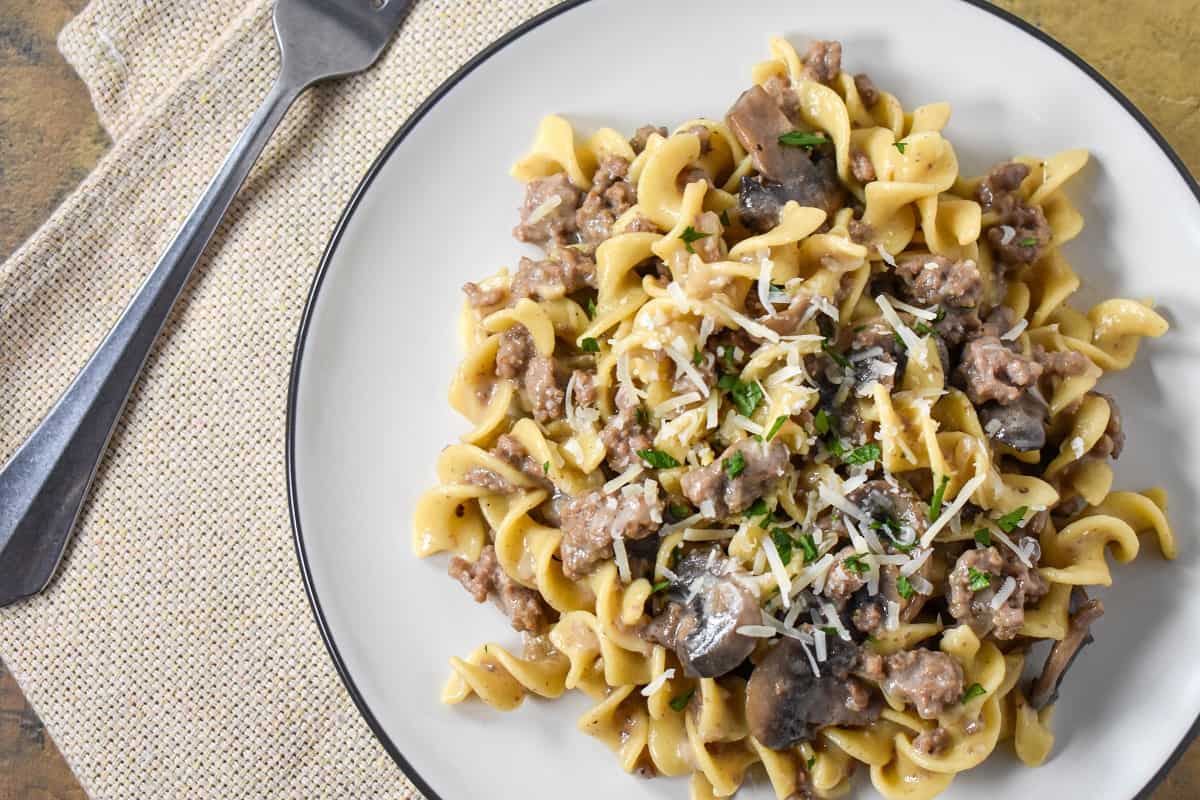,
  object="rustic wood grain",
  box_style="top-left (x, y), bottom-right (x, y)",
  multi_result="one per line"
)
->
top-left (0, 1), bottom-right (1196, 798)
